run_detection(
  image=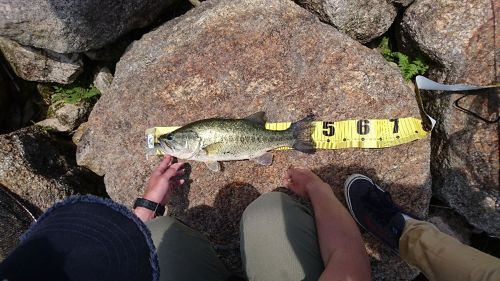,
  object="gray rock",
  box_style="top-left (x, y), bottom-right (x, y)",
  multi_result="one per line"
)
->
top-left (0, 37), bottom-right (83, 84)
top-left (36, 118), bottom-right (72, 132)
top-left (72, 122), bottom-right (88, 145)
top-left (36, 100), bottom-right (92, 132)
top-left (0, 0), bottom-right (178, 53)
top-left (0, 126), bottom-right (106, 211)
top-left (77, 0), bottom-right (431, 279)
top-left (93, 67), bottom-right (113, 96)
top-left (401, 0), bottom-right (499, 235)
top-left (294, 0), bottom-right (397, 43)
